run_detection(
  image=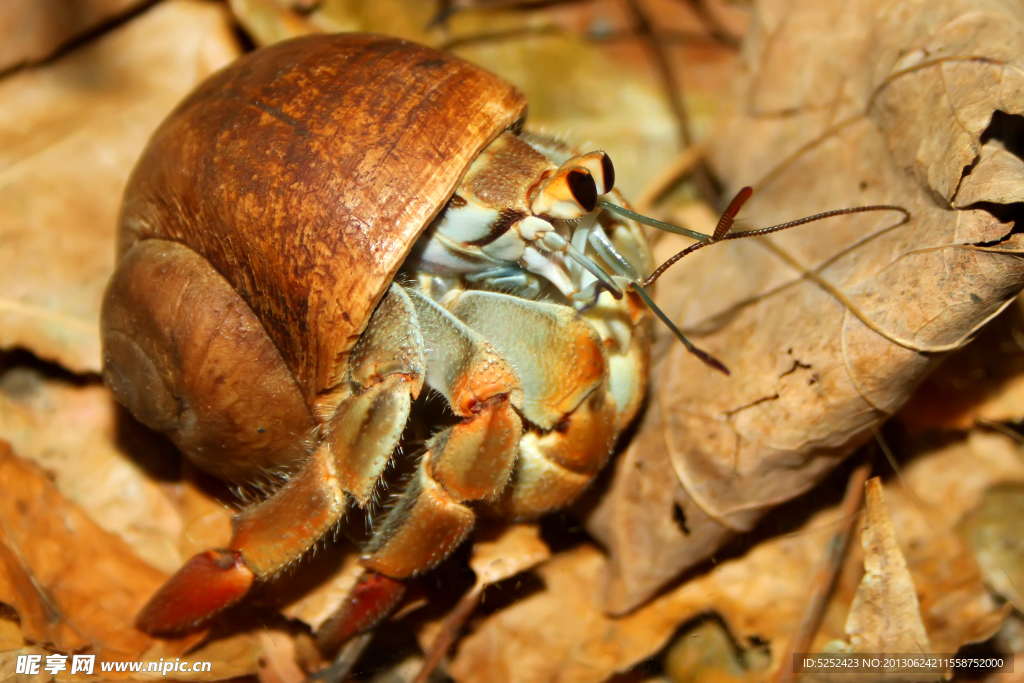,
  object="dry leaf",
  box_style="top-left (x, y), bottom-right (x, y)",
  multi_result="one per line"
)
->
top-left (417, 524), bottom-right (552, 679)
top-left (450, 507), bottom-right (847, 683)
top-left (958, 482), bottom-right (1024, 613)
top-left (468, 523), bottom-right (551, 587)
top-left (0, 0), bottom-right (148, 72)
top-left (844, 478), bottom-right (930, 654)
top-left (0, 0), bottom-right (240, 373)
top-left (141, 630), bottom-right (287, 682)
top-left (899, 295), bottom-right (1024, 431)
top-left (815, 432), bottom-right (1017, 656)
top-left (0, 440), bottom-right (164, 658)
top-left (0, 368), bottom-right (182, 573)
top-left (875, 432), bottom-right (1018, 653)
top-left (256, 631), bottom-right (306, 683)
top-left (453, 430), bottom-right (1019, 682)
top-left (0, 439), bottom-right (286, 679)
top-left (449, 532), bottom-right (830, 683)
top-left (0, 615), bottom-right (25, 652)
top-left (663, 618), bottom-right (767, 683)
top-left (590, 0), bottom-right (1024, 613)
top-left (954, 139), bottom-right (1024, 207)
